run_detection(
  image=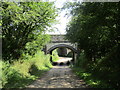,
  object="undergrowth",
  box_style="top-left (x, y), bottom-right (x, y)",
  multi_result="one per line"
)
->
top-left (1, 51), bottom-right (52, 88)
top-left (72, 67), bottom-right (110, 88)
top-left (72, 50), bottom-right (119, 89)
top-left (52, 49), bottom-right (59, 62)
